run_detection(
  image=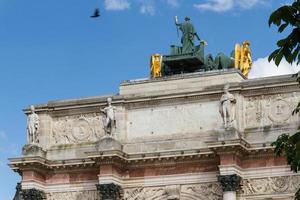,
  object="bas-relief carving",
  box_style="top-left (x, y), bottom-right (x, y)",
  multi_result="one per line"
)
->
top-left (52, 113), bottom-right (104, 145)
top-left (46, 190), bottom-right (99, 200)
top-left (124, 183), bottom-right (222, 200)
top-left (124, 186), bottom-right (167, 200)
top-left (180, 183), bottom-right (222, 200)
top-left (241, 176), bottom-right (300, 196)
top-left (245, 93), bottom-right (299, 129)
